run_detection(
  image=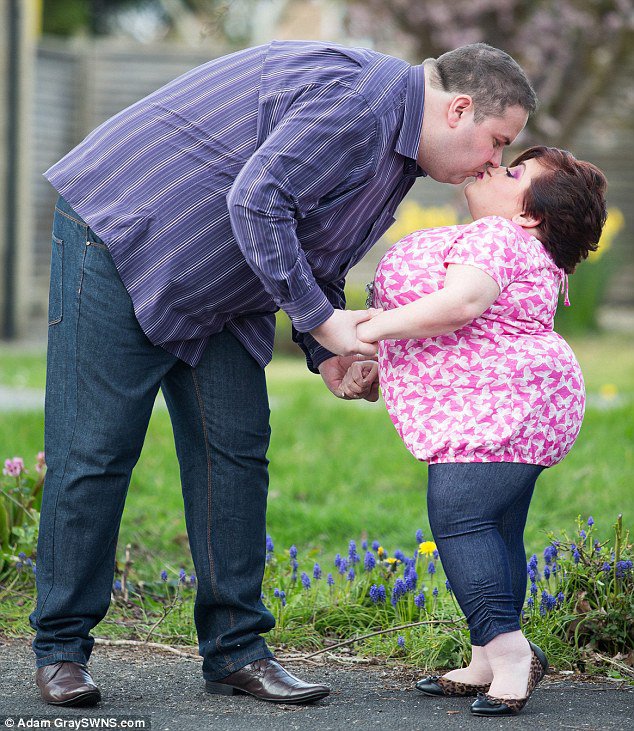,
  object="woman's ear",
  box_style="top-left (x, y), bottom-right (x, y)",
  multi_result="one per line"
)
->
top-left (512, 212), bottom-right (541, 230)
